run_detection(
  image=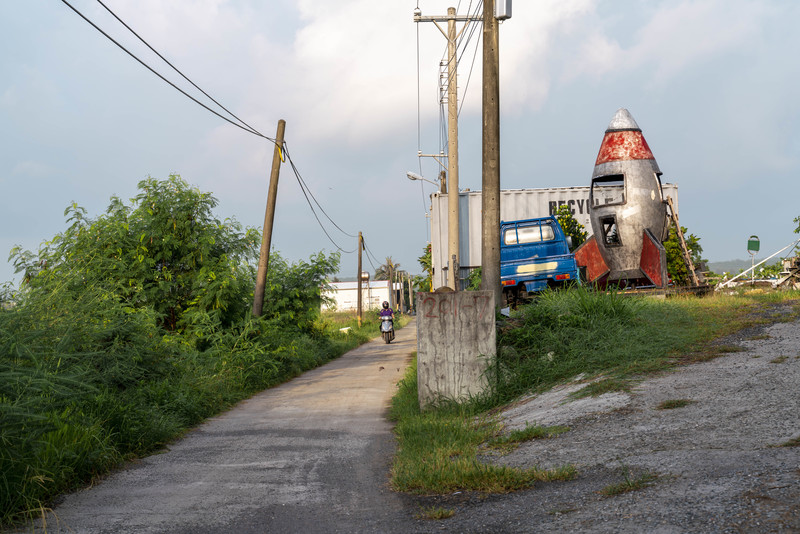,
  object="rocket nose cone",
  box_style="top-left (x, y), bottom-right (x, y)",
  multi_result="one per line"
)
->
top-left (607, 108), bottom-right (640, 132)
